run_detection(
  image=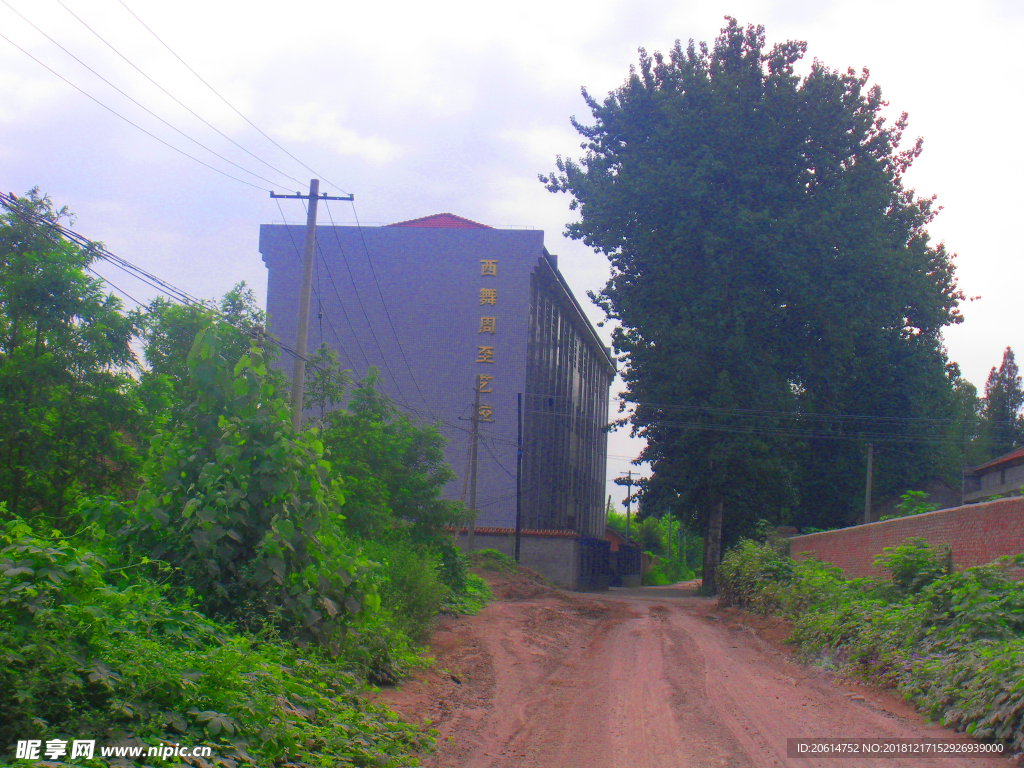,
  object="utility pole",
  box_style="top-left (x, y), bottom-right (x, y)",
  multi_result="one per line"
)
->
top-left (625, 470), bottom-right (633, 544)
top-left (515, 393), bottom-right (523, 563)
top-left (270, 180), bottom-right (353, 431)
top-left (863, 443), bottom-right (874, 525)
top-left (466, 378), bottom-right (482, 552)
